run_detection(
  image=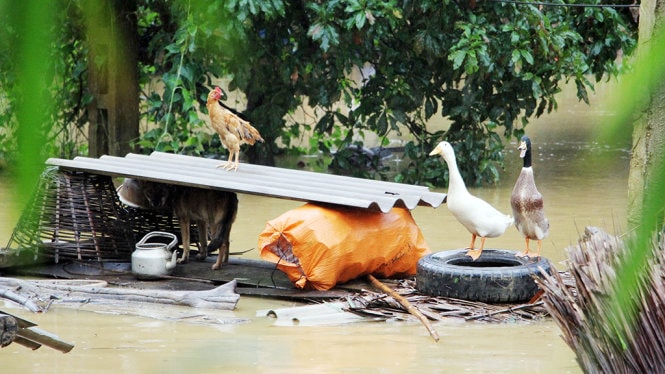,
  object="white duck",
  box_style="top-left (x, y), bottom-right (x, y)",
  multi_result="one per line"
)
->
top-left (510, 135), bottom-right (549, 258)
top-left (430, 141), bottom-right (512, 260)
